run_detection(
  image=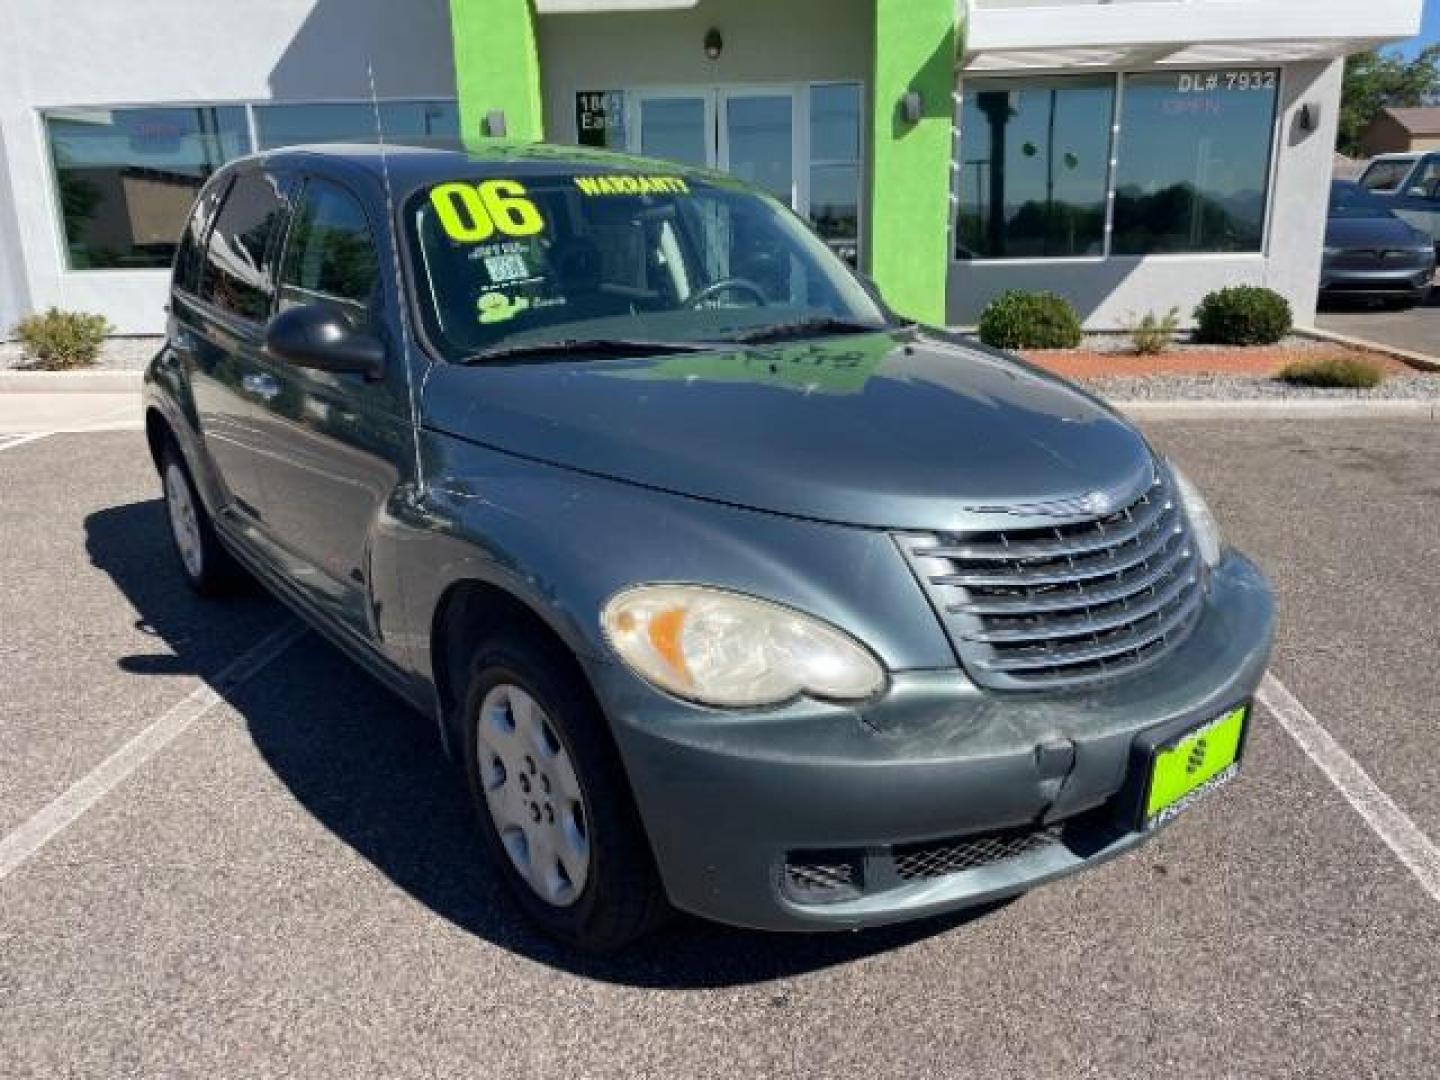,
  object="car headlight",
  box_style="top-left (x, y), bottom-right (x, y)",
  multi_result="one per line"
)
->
top-left (601, 585), bottom-right (886, 707)
top-left (1169, 463), bottom-right (1223, 569)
